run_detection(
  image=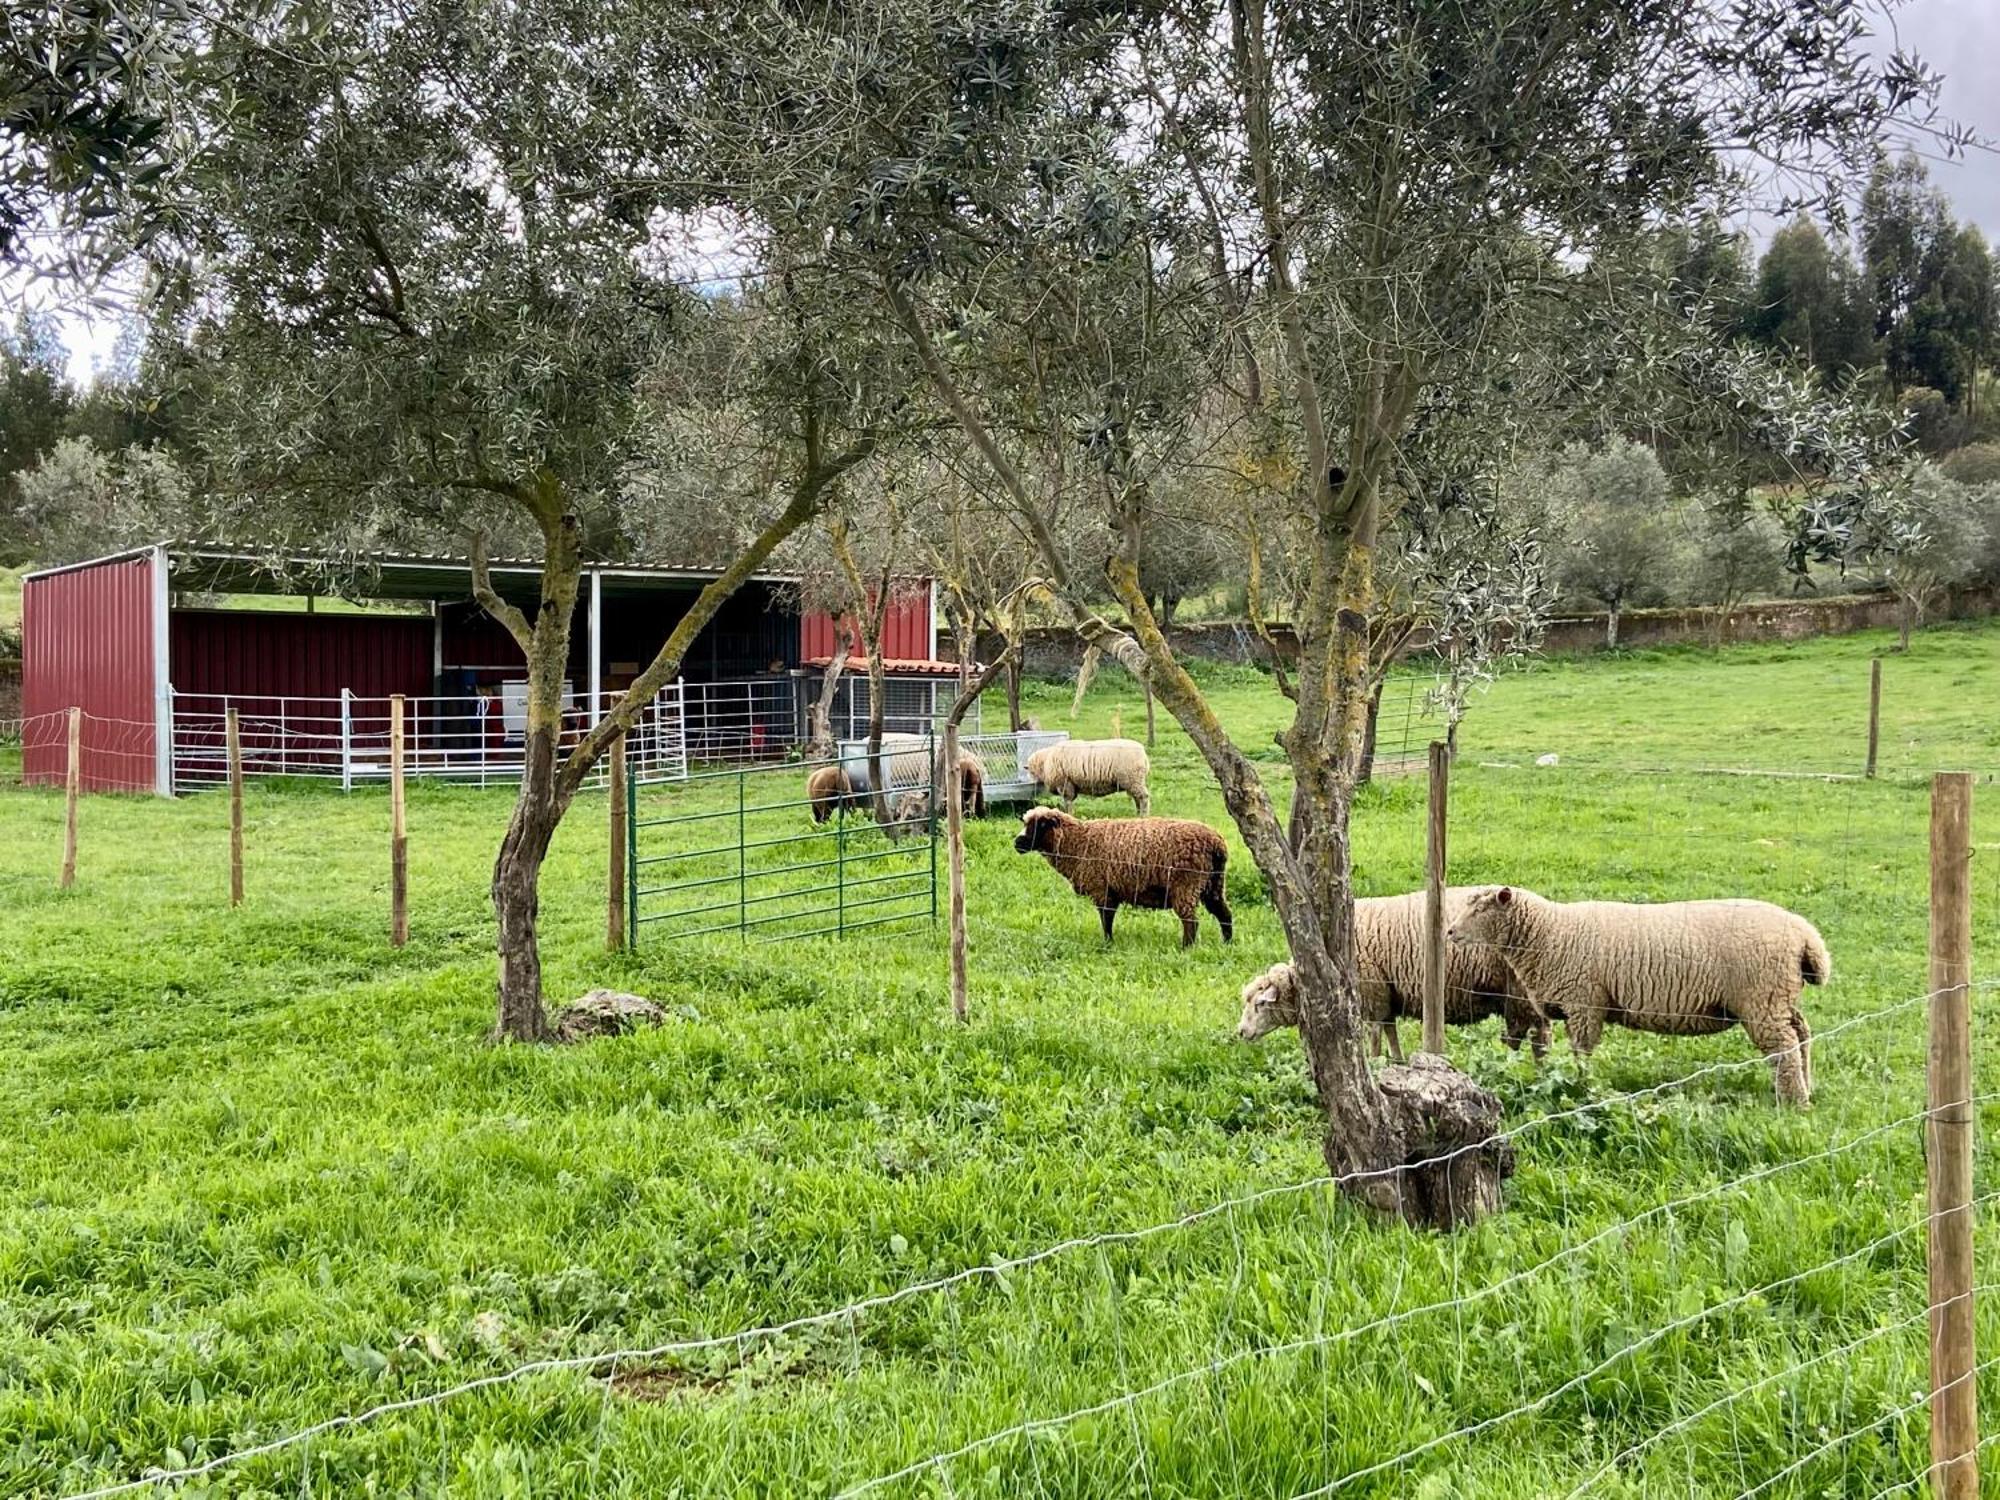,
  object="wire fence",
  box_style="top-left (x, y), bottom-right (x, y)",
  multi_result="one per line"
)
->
top-left (42, 973), bottom-right (1998, 1499)
top-left (9, 719), bottom-right (1997, 1496)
